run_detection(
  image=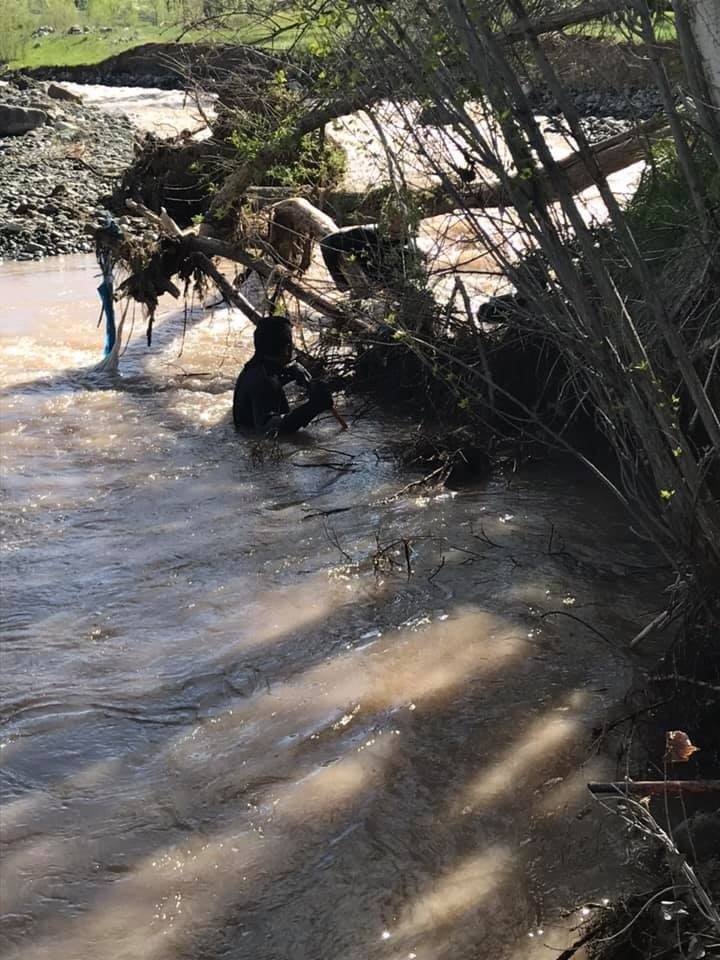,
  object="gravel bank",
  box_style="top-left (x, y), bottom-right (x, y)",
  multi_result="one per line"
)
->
top-left (529, 83), bottom-right (666, 121)
top-left (0, 77), bottom-right (136, 262)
